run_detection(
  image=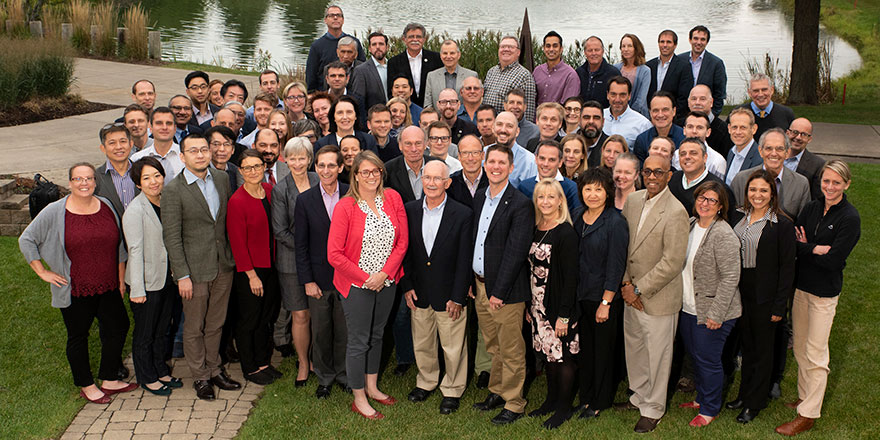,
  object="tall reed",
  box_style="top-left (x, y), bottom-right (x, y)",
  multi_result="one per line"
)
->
top-left (0, 37), bottom-right (74, 108)
top-left (93, 1), bottom-right (118, 57)
top-left (122, 3), bottom-right (148, 60)
top-left (68, 0), bottom-right (91, 54)
top-left (4, 0), bottom-right (28, 36)
top-left (40, 4), bottom-right (66, 40)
